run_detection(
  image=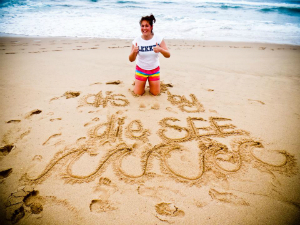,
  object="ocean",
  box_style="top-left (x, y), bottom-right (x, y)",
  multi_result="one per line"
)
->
top-left (0, 0), bottom-right (300, 45)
